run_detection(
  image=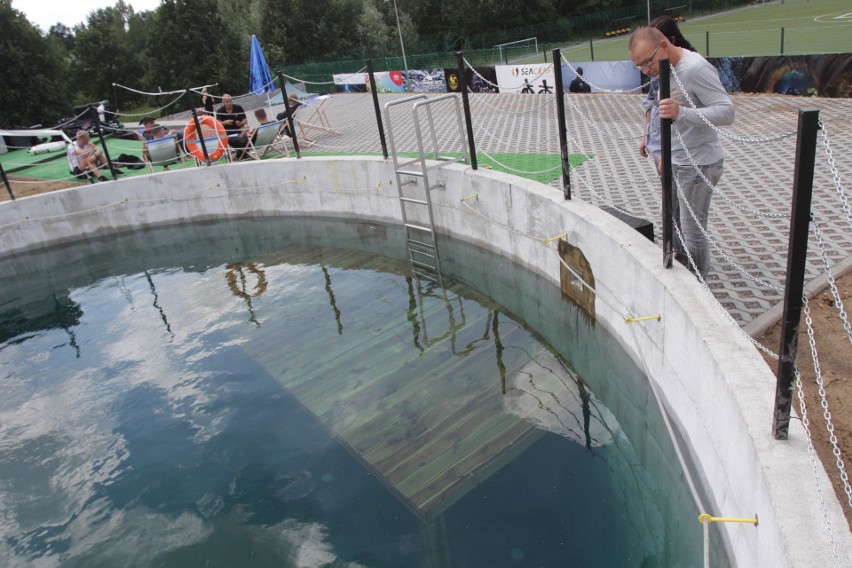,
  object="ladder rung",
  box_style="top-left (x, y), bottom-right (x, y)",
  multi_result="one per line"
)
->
top-left (397, 169), bottom-right (425, 177)
top-left (407, 237), bottom-right (435, 248)
top-left (405, 222), bottom-right (433, 233)
top-left (400, 196), bottom-right (428, 205)
top-left (410, 249), bottom-right (436, 260)
top-left (412, 259), bottom-right (438, 271)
